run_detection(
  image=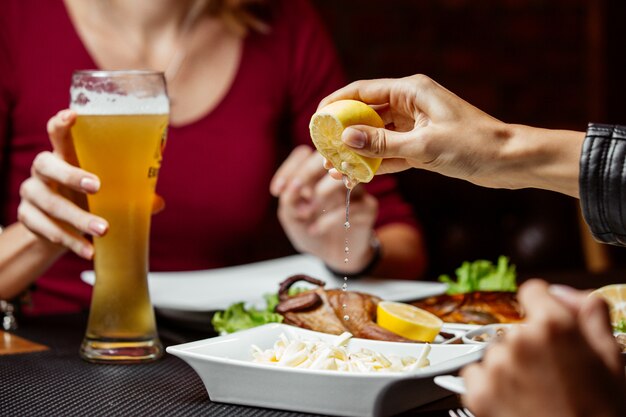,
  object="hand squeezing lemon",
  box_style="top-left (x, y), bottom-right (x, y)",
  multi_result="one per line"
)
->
top-left (309, 100), bottom-right (384, 184)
